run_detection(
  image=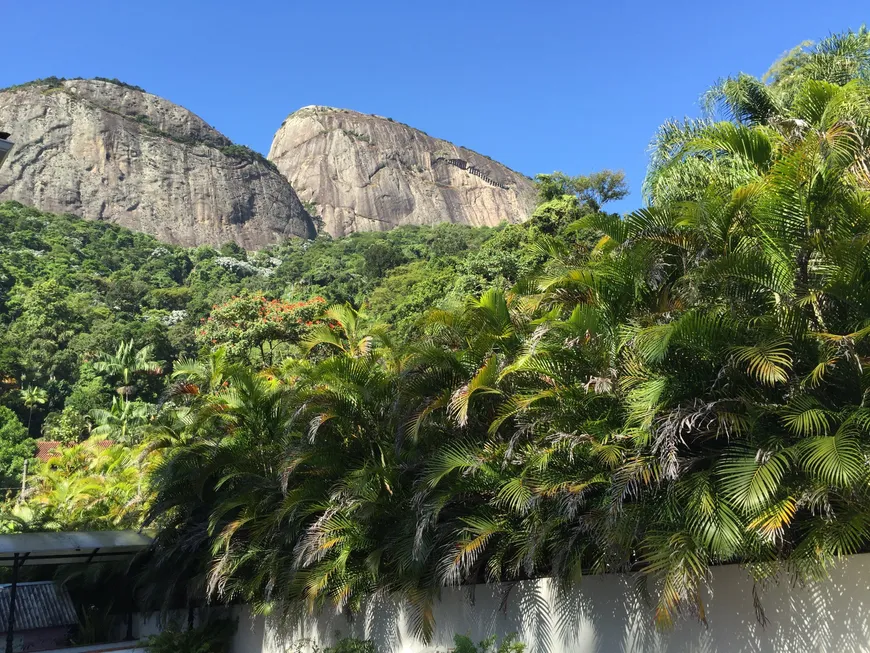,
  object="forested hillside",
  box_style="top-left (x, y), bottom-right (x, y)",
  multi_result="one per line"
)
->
top-left (0, 168), bottom-right (617, 444)
top-left (3, 27), bottom-right (870, 640)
